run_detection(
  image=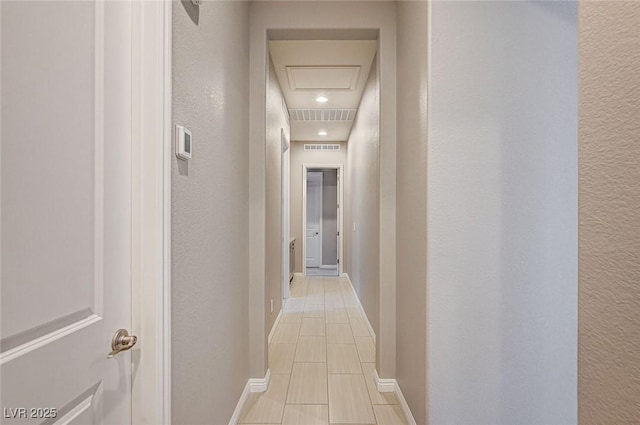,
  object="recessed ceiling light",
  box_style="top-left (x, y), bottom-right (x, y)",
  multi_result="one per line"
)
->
top-left (318, 131), bottom-right (328, 136)
top-left (316, 96), bottom-right (328, 103)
